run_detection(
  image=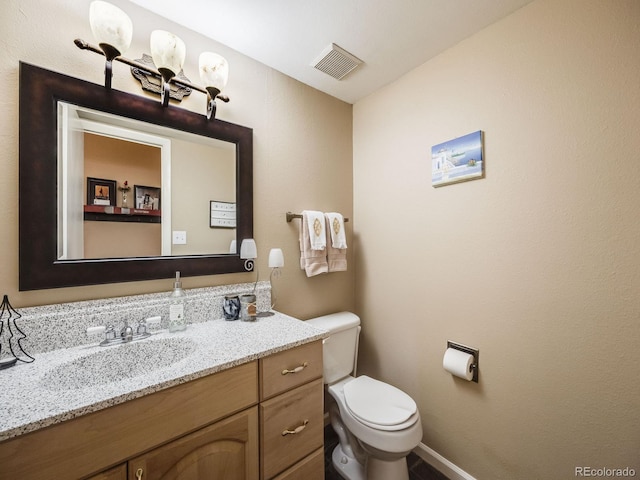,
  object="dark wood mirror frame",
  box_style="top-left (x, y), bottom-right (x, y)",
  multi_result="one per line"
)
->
top-left (19, 62), bottom-right (253, 291)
